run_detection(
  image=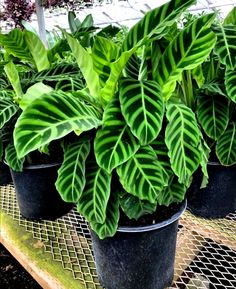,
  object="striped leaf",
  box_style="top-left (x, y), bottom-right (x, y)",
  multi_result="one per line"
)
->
top-left (198, 136), bottom-right (211, 188)
top-left (14, 91), bottom-right (102, 158)
top-left (197, 94), bottom-right (229, 140)
top-left (224, 7), bottom-right (236, 25)
top-left (94, 97), bottom-right (139, 173)
top-left (5, 143), bottom-right (25, 172)
top-left (24, 31), bottom-right (50, 72)
top-left (124, 54), bottom-right (140, 79)
top-left (92, 36), bottom-right (119, 87)
top-left (214, 24), bottom-right (236, 69)
top-left (0, 98), bottom-right (18, 129)
top-left (119, 78), bottom-right (164, 145)
top-left (165, 103), bottom-right (201, 184)
top-left (155, 14), bottom-right (216, 99)
top-left (119, 192), bottom-right (156, 220)
top-left (4, 62), bottom-right (23, 99)
top-left (122, 0), bottom-right (196, 51)
top-left (216, 122), bottom-right (236, 166)
top-left (56, 140), bottom-right (90, 203)
top-left (117, 146), bottom-right (168, 204)
top-left (225, 70), bottom-right (236, 103)
top-left (77, 159), bottom-right (111, 224)
top-left (0, 29), bottom-right (32, 62)
top-left (90, 192), bottom-right (119, 239)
